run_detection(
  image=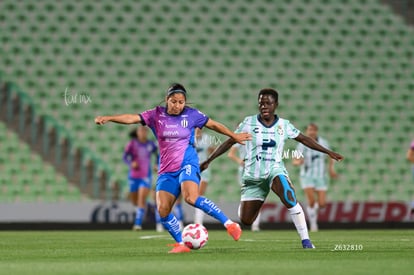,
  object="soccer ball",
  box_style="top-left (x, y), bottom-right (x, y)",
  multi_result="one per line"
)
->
top-left (182, 223), bottom-right (208, 250)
